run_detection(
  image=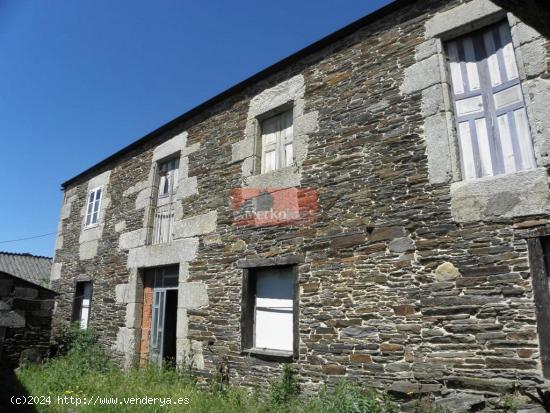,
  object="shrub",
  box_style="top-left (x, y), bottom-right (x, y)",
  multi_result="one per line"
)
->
top-left (304, 381), bottom-right (398, 413)
top-left (268, 364), bottom-right (300, 406)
